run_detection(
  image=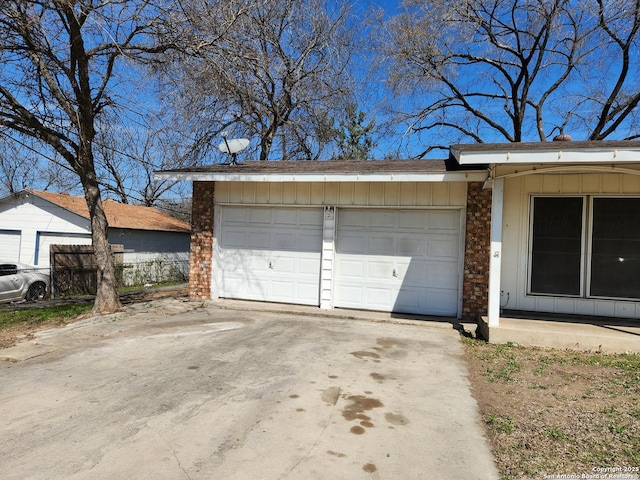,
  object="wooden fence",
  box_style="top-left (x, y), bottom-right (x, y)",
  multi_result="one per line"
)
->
top-left (49, 244), bottom-right (124, 297)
